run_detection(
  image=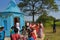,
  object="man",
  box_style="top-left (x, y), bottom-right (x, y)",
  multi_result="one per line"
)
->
top-left (0, 26), bottom-right (5, 40)
top-left (16, 22), bottom-right (20, 34)
top-left (53, 20), bottom-right (56, 33)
